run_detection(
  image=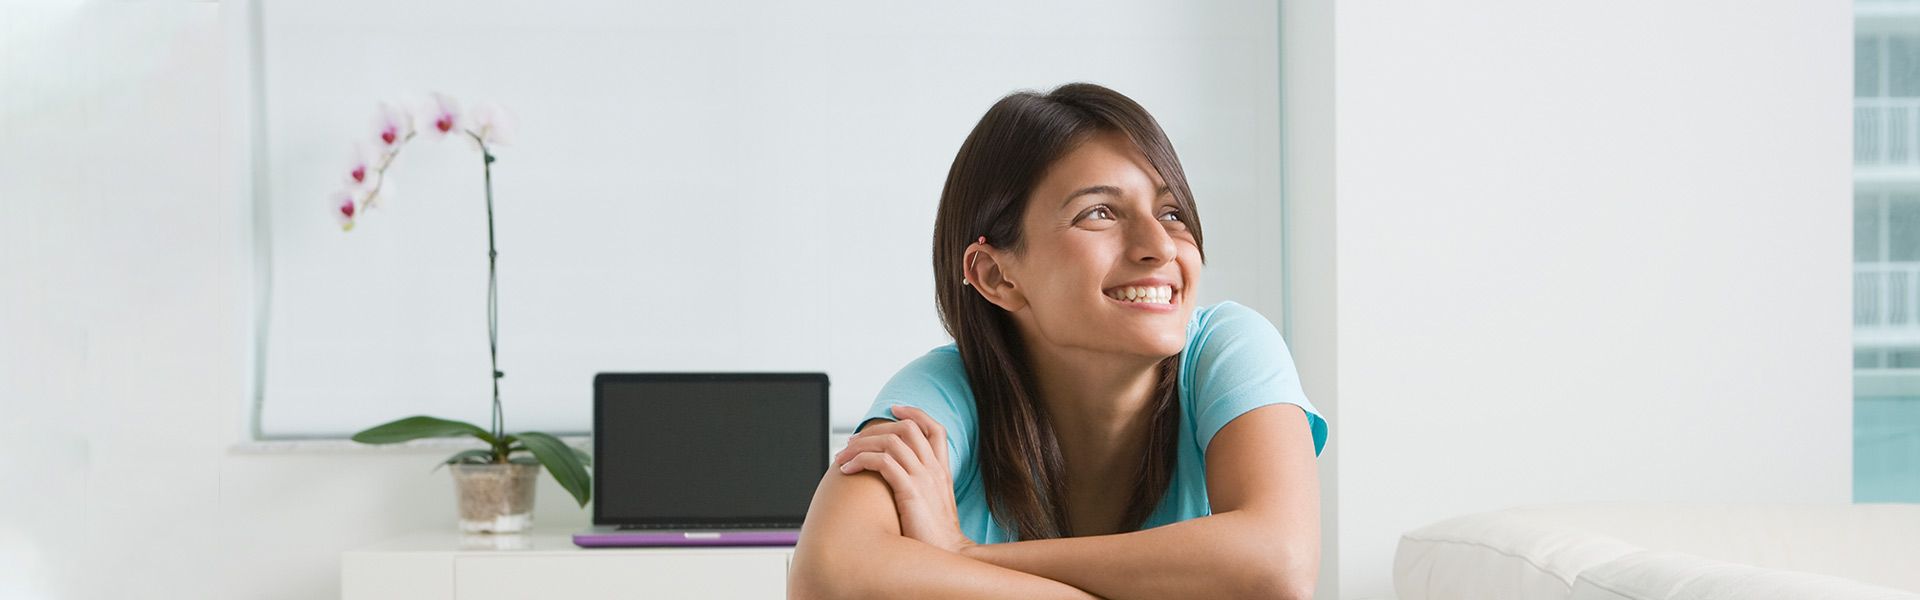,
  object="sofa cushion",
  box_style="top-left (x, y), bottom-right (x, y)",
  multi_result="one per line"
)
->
top-left (1498, 502), bottom-right (1920, 593)
top-left (1395, 502), bottom-right (1920, 600)
top-left (1394, 507), bottom-right (1643, 600)
top-left (1568, 550), bottom-right (1920, 600)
